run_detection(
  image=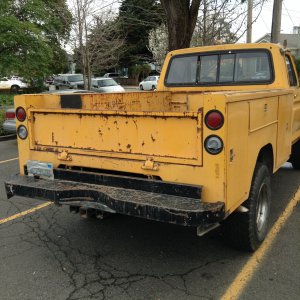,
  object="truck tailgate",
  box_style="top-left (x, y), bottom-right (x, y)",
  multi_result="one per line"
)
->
top-left (29, 109), bottom-right (202, 166)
